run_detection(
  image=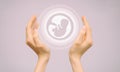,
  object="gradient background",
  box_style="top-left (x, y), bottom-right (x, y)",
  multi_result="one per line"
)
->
top-left (0, 0), bottom-right (120, 72)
